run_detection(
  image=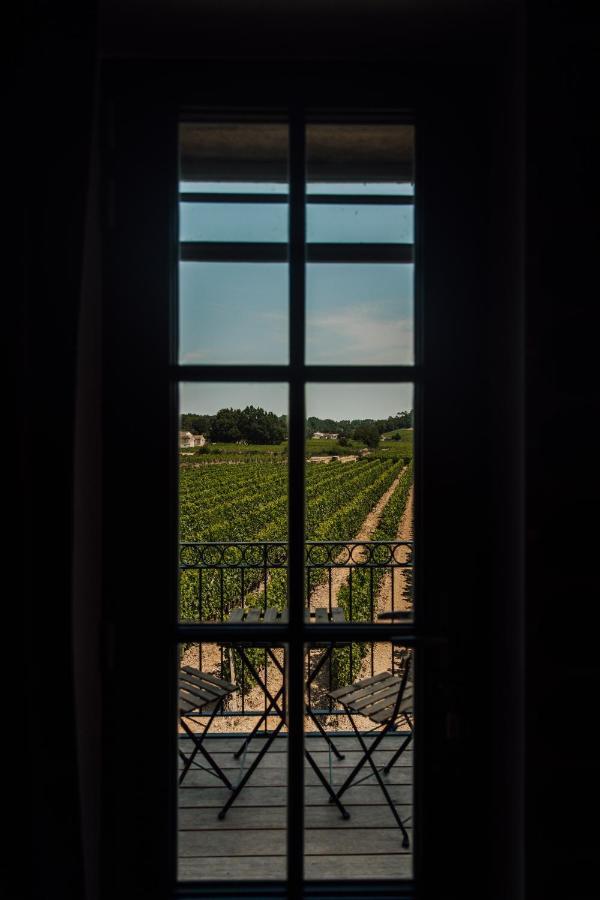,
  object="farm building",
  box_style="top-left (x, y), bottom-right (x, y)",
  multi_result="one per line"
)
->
top-left (180, 432), bottom-right (207, 448)
top-left (312, 431), bottom-right (339, 440)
